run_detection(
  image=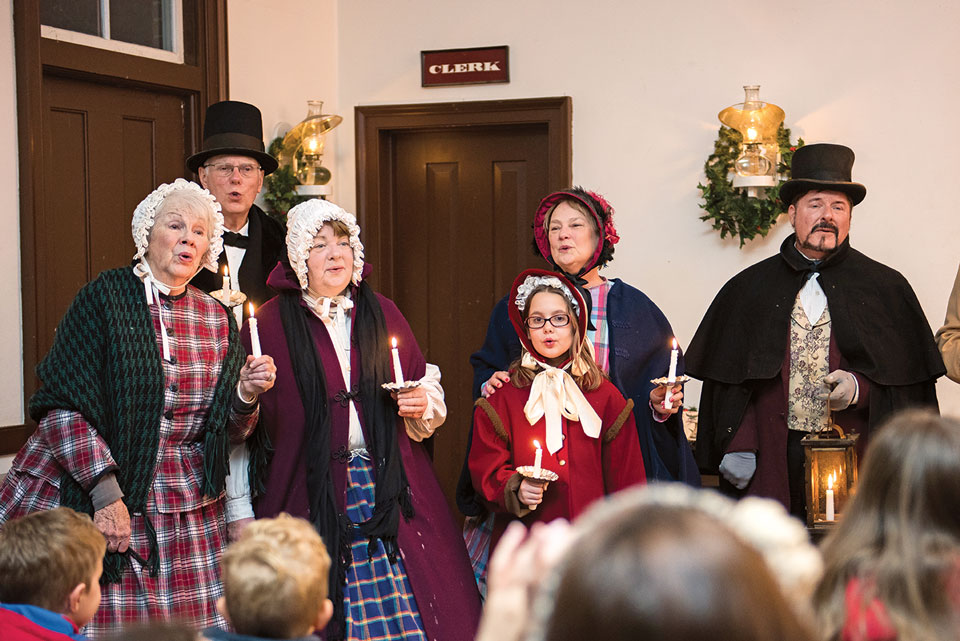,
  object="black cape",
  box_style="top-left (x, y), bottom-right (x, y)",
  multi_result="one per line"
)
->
top-left (686, 235), bottom-right (944, 469)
